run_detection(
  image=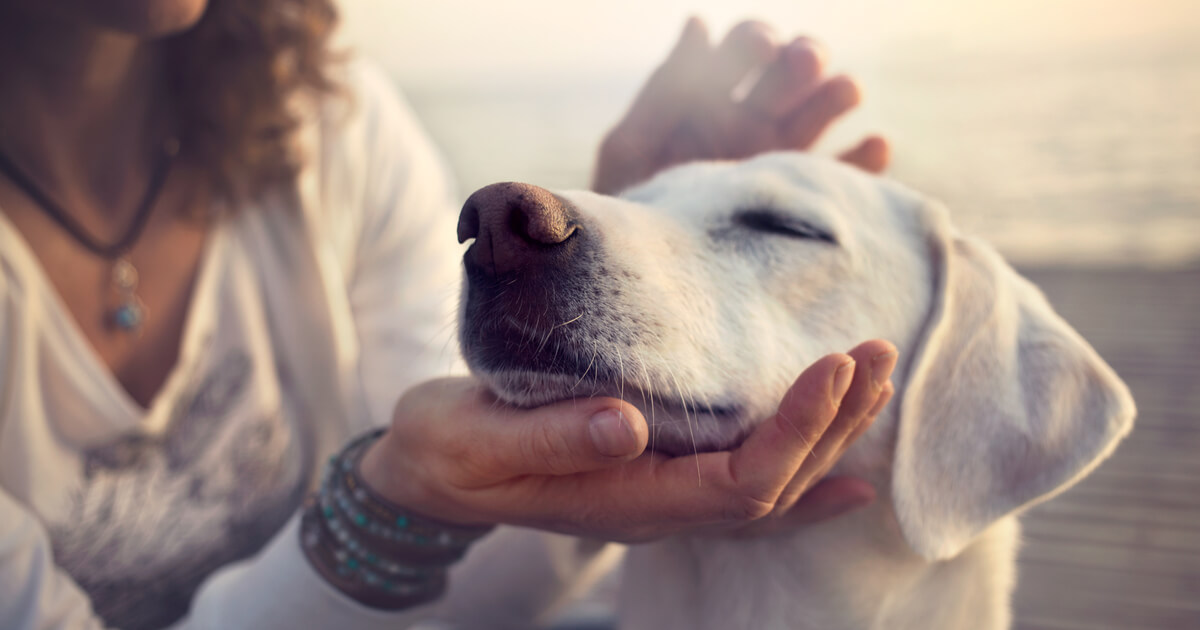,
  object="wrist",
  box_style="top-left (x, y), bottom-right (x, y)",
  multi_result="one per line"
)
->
top-left (357, 431), bottom-right (412, 506)
top-left (300, 500), bottom-right (447, 610)
top-left (300, 430), bottom-right (493, 610)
